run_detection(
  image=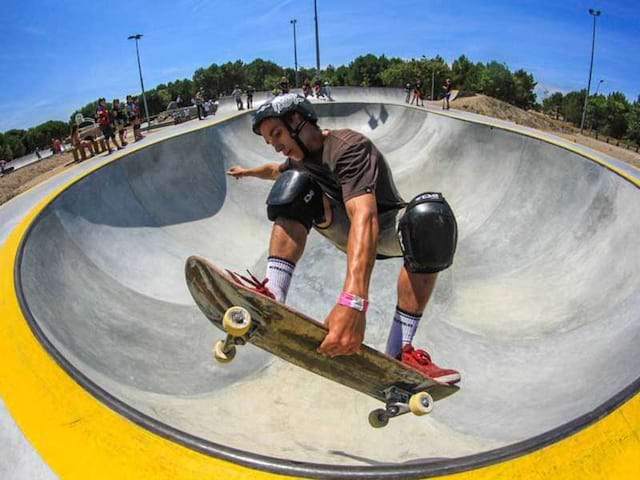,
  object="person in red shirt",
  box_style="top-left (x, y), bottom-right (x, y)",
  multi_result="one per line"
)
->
top-left (96, 98), bottom-right (122, 154)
